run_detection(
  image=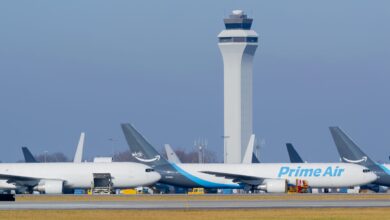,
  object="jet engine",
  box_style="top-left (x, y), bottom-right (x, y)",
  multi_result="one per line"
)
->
top-left (365, 184), bottom-right (389, 193)
top-left (377, 185), bottom-right (389, 193)
top-left (34, 180), bottom-right (64, 194)
top-left (257, 179), bottom-right (287, 193)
